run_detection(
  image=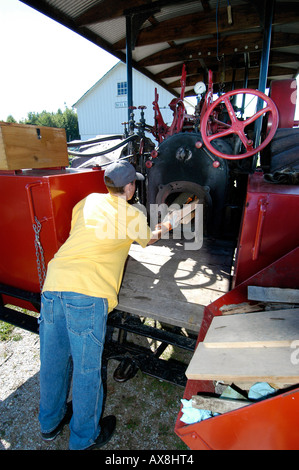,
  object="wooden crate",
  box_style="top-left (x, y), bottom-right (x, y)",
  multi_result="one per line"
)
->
top-left (0, 121), bottom-right (69, 170)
